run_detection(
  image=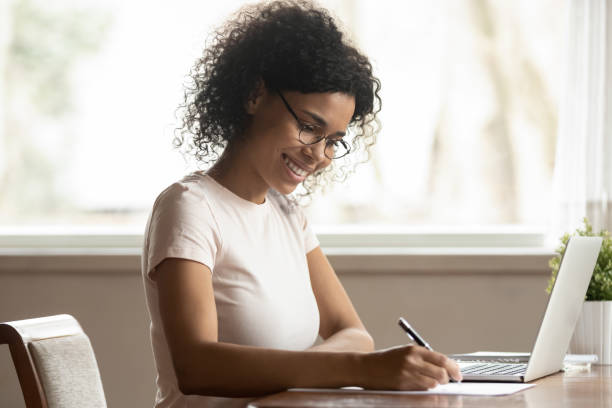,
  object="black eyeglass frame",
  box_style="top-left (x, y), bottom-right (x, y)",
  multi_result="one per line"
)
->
top-left (276, 90), bottom-right (351, 160)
